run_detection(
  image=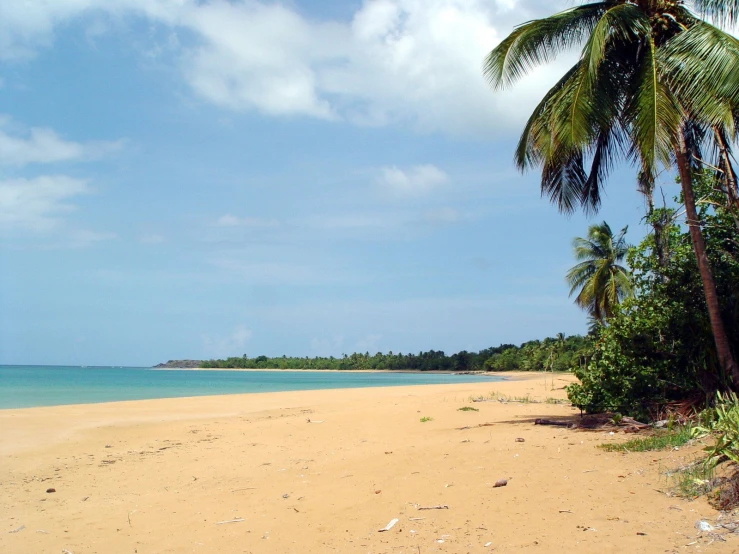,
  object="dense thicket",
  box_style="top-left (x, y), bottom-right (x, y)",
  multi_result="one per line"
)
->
top-left (200, 334), bottom-right (590, 372)
top-left (567, 173), bottom-right (739, 418)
